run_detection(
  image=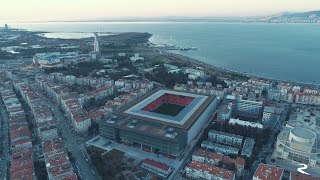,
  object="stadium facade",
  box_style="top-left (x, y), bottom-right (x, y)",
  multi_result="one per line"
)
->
top-left (99, 89), bottom-right (218, 158)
